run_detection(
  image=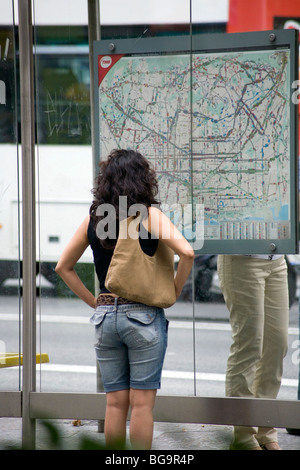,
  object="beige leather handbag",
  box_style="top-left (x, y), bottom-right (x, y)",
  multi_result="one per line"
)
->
top-left (105, 215), bottom-right (176, 308)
